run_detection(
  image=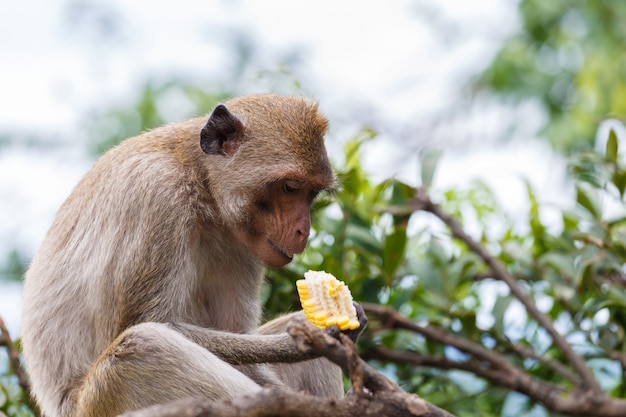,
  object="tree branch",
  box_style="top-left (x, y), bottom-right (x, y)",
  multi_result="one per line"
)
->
top-left (119, 318), bottom-right (457, 417)
top-left (397, 188), bottom-right (601, 393)
top-left (362, 304), bottom-right (626, 416)
top-left (363, 303), bottom-right (513, 371)
top-left (362, 305), bottom-right (564, 402)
